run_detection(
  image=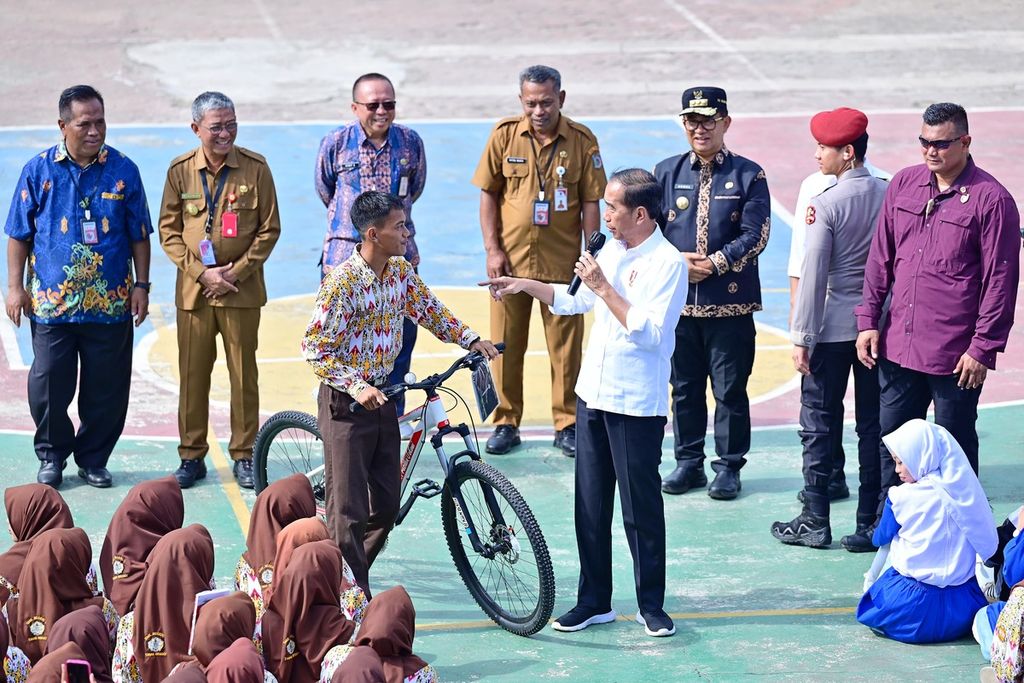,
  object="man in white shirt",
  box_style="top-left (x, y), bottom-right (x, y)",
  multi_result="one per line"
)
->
top-left (481, 168), bottom-right (687, 638)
